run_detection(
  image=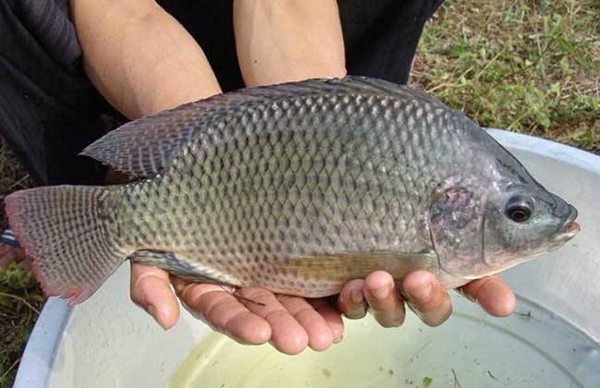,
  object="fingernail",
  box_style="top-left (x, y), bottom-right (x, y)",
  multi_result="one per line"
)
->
top-left (345, 308), bottom-right (367, 320)
top-left (370, 284), bottom-right (390, 300)
top-left (147, 305), bottom-right (167, 330)
top-left (407, 282), bottom-right (432, 303)
top-left (350, 289), bottom-right (363, 304)
top-left (457, 286), bottom-right (476, 303)
top-left (146, 304), bottom-right (157, 316)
